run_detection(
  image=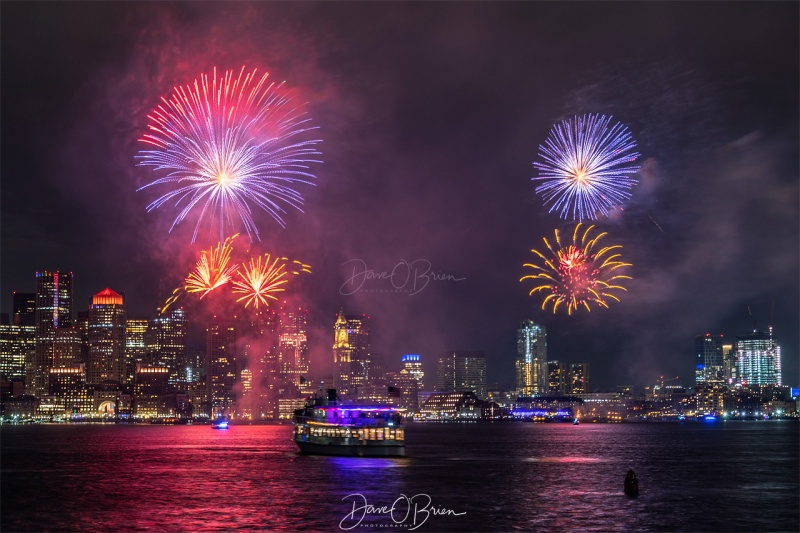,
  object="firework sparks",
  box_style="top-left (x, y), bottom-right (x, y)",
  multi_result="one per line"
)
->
top-left (232, 254), bottom-right (289, 309)
top-left (183, 234), bottom-right (240, 299)
top-left (533, 114), bottom-right (640, 221)
top-left (521, 223), bottom-right (631, 315)
top-left (137, 66), bottom-right (322, 242)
